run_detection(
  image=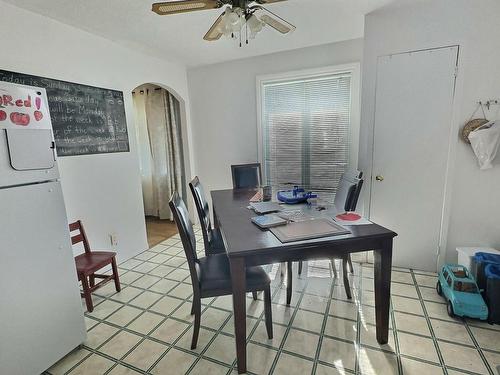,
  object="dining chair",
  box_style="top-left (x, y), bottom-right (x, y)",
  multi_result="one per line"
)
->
top-left (294, 171), bottom-right (364, 302)
top-left (231, 163), bottom-right (262, 189)
top-left (332, 171), bottom-right (364, 274)
top-left (346, 171), bottom-right (364, 210)
top-left (169, 192), bottom-right (273, 349)
top-left (70, 220), bottom-right (121, 312)
top-left (189, 176), bottom-right (225, 256)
